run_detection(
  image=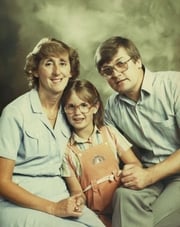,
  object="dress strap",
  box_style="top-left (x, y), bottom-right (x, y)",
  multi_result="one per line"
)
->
top-left (83, 170), bottom-right (121, 192)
